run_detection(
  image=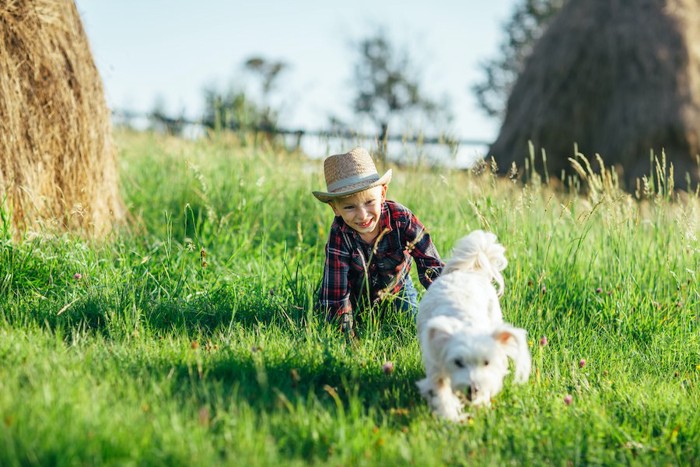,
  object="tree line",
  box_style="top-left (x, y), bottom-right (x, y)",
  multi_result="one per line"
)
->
top-left (132, 1), bottom-right (561, 147)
